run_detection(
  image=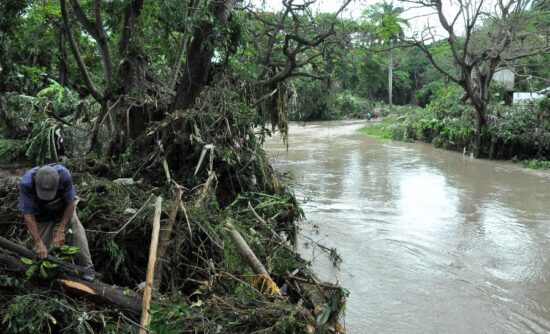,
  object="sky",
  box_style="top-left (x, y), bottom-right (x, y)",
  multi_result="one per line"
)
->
top-left (249, 0), bottom-right (468, 38)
